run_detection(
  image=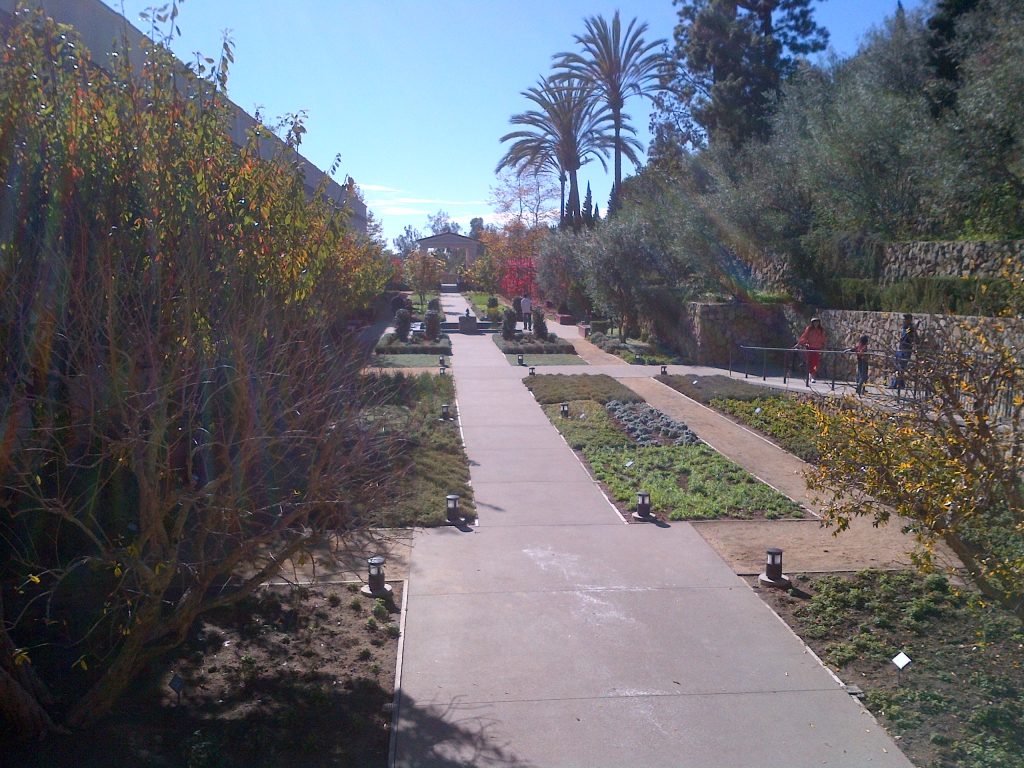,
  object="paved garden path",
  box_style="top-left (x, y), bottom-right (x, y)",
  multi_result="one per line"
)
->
top-left (391, 293), bottom-right (913, 767)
